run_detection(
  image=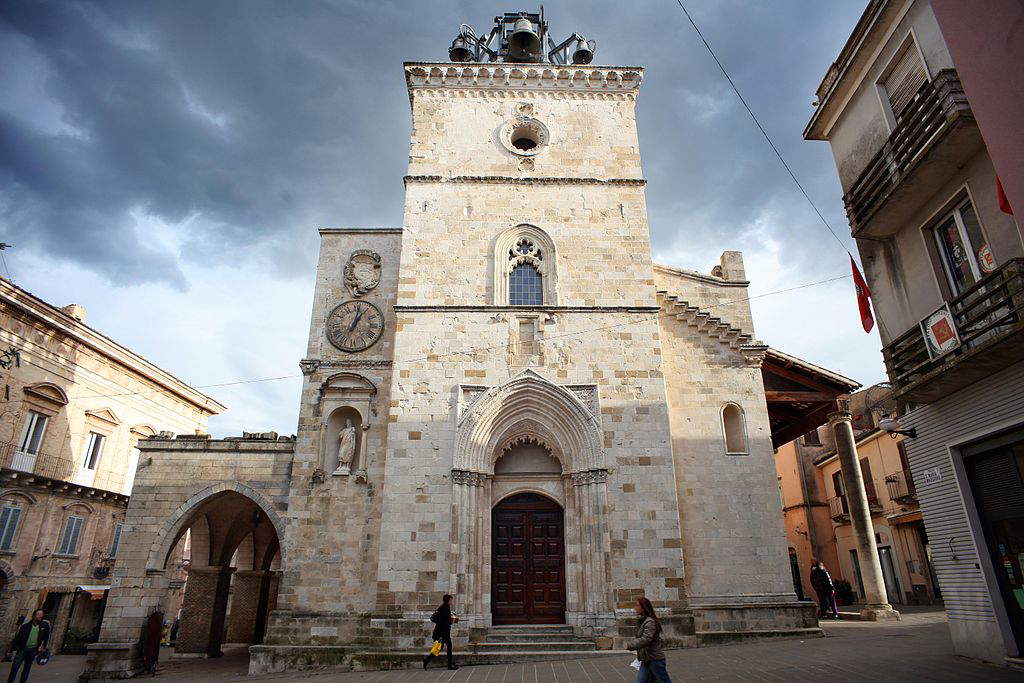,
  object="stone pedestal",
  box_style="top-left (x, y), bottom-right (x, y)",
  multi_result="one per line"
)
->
top-left (176, 565), bottom-right (235, 656)
top-left (828, 411), bottom-right (900, 622)
top-left (227, 570), bottom-right (268, 644)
